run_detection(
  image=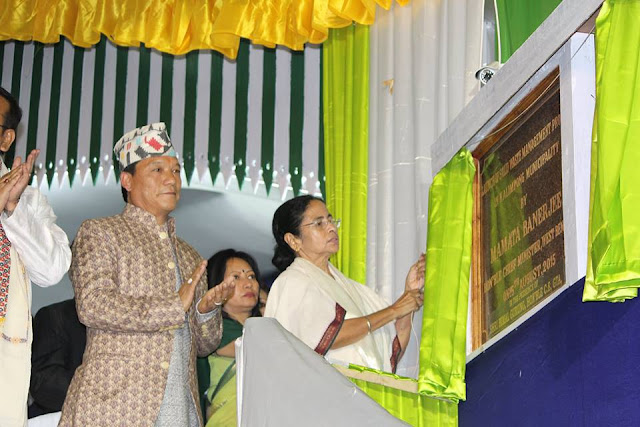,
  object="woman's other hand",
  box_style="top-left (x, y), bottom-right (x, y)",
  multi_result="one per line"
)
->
top-left (391, 289), bottom-right (424, 319)
top-left (405, 253), bottom-right (426, 291)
